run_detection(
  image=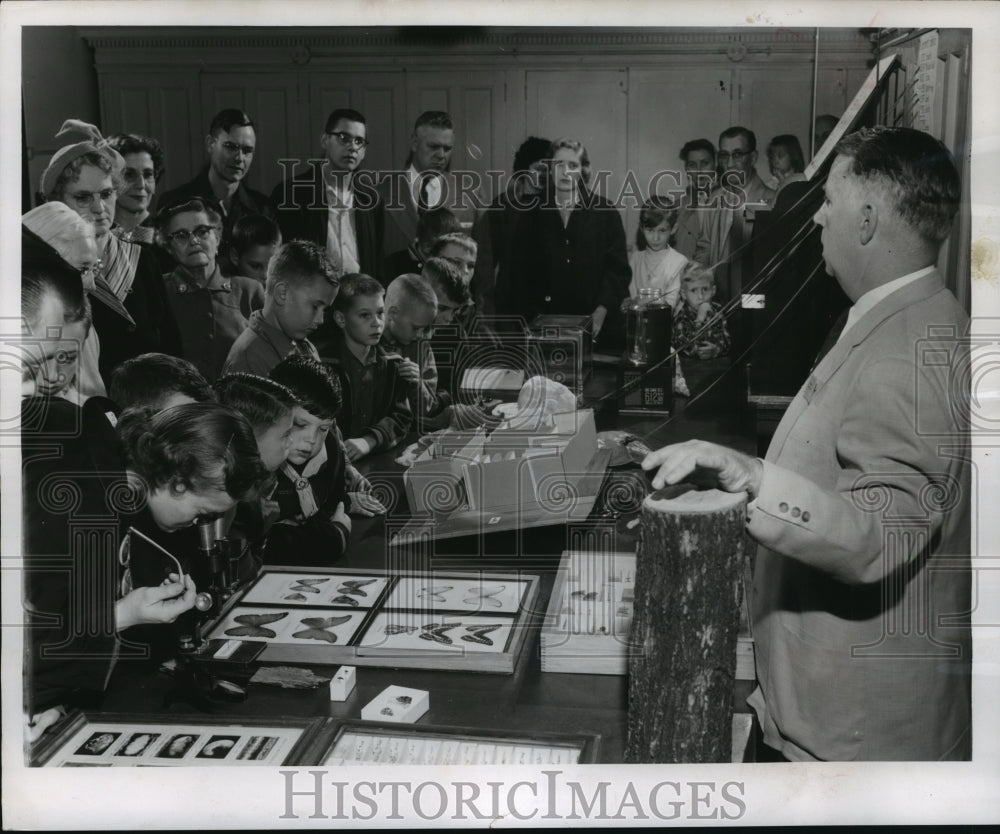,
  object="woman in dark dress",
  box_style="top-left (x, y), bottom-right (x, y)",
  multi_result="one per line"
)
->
top-left (509, 137), bottom-right (631, 349)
